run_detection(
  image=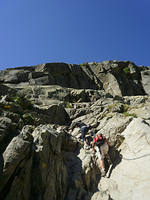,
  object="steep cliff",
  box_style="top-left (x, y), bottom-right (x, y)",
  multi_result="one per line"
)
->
top-left (0, 60), bottom-right (150, 200)
top-left (1, 60), bottom-right (150, 96)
